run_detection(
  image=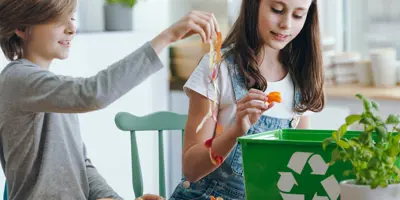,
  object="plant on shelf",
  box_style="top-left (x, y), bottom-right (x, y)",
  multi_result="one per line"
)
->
top-left (105, 0), bottom-right (138, 8)
top-left (104, 0), bottom-right (146, 31)
top-left (322, 93), bottom-right (400, 200)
